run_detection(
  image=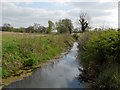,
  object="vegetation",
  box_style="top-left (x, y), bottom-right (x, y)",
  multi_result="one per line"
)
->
top-left (2, 32), bottom-right (74, 78)
top-left (78, 30), bottom-right (120, 89)
top-left (47, 20), bottom-right (55, 34)
top-left (56, 18), bottom-right (73, 33)
top-left (78, 13), bottom-right (89, 32)
top-left (2, 23), bottom-right (14, 32)
top-left (1, 18), bottom-right (74, 34)
top-left (1, 13), bottom-right (119, 89)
